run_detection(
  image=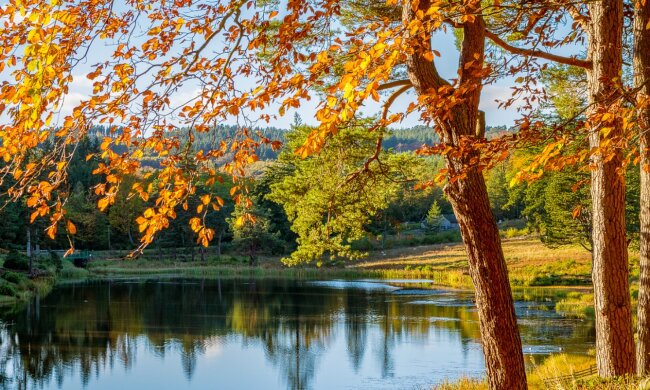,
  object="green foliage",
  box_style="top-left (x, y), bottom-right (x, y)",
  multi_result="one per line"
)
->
top-left (3, 250), bottom-right (29, 271)
top-left (228, 202), bottom-right (284, 266)
top-left (268, 124), bottom-right (423, 265)
top-left (485, 163), bottom-right (515, 221)
top-left (1, 271), bottom-right (26, 285)
top-left (65, 182), bottom-right (109, 249)
top-left (425, 200), bottom-right (444, 232)
top-left (107, 175), bottom-right (146, 248)
top-left (540, 64), bottom-right (587, 120)
top-left (0, 281), bottom-right (18, 297)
